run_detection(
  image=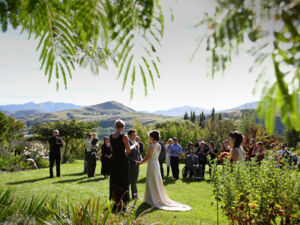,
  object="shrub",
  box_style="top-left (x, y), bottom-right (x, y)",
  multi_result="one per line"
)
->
top-left (0, 189), bottom-right (158, 225)
top-left (22, 142), bottom-right (49, 168)
top-left (211, 157), bottom-right (300, 224)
